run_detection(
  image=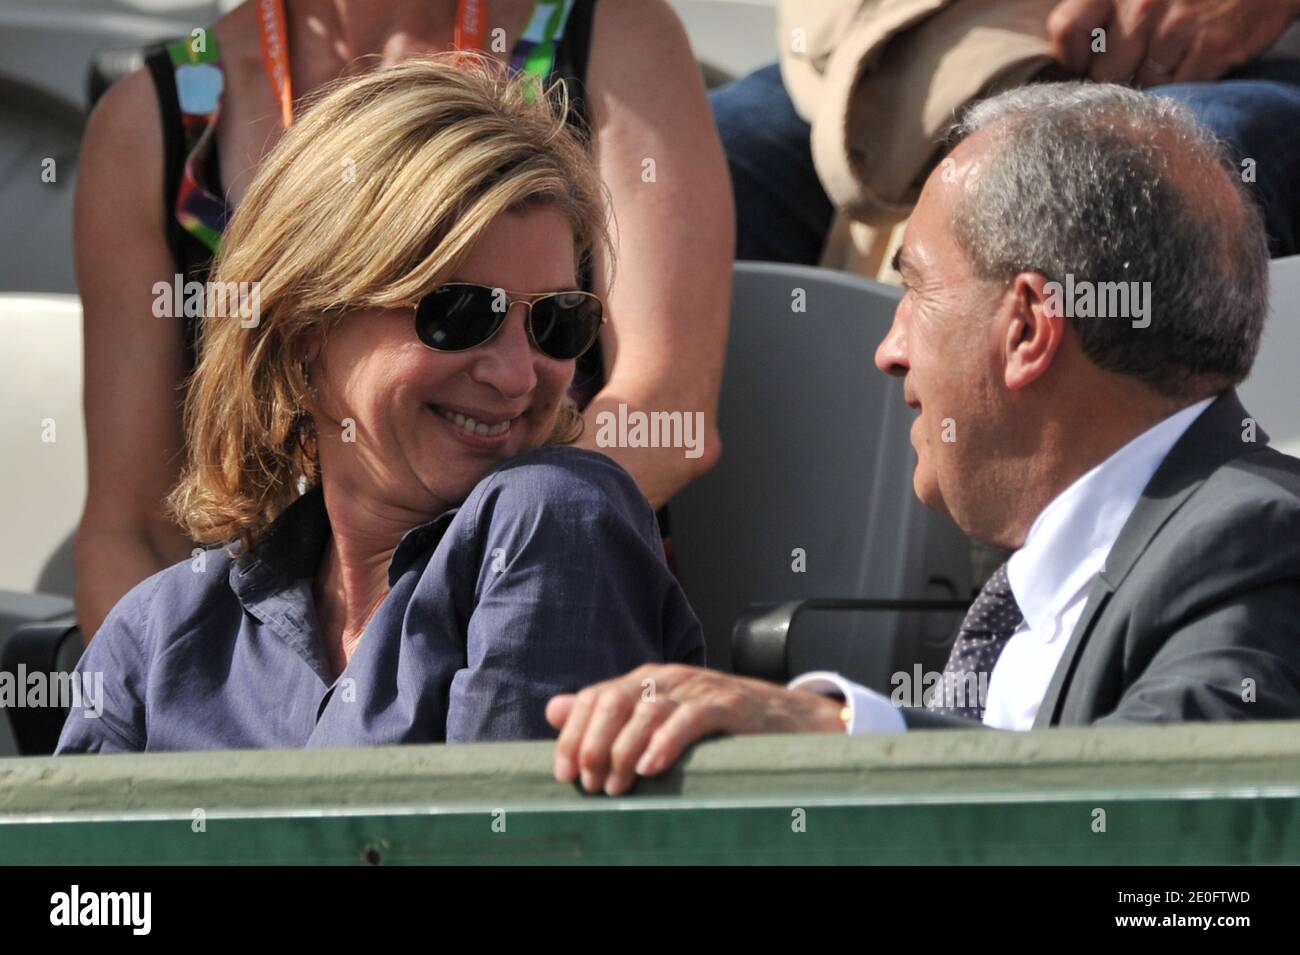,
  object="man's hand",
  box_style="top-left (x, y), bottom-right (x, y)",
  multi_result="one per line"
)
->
top-left (546, 665), bottom-right (847, 795)
top-left (1047, 0), bottom-right (1300, 87)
